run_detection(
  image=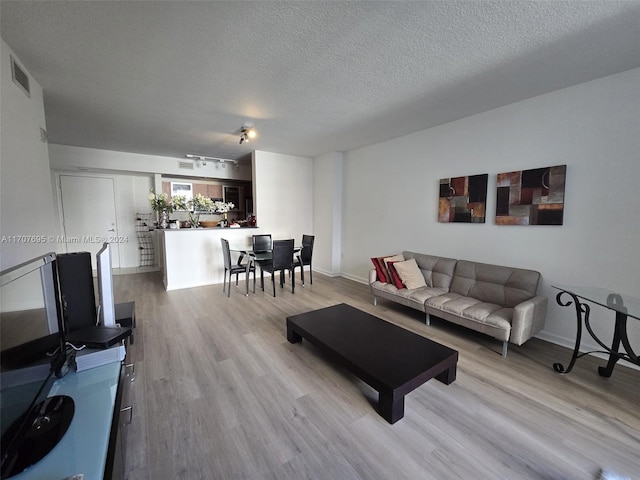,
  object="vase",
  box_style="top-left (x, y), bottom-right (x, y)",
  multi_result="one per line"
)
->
top-left (159, 209), bottom-right (169, 229)
top-left (188, 211), bottom-right (200, 228)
